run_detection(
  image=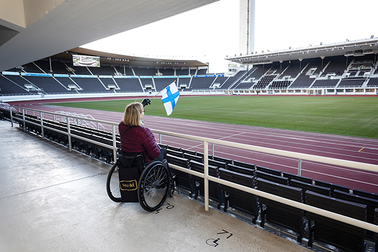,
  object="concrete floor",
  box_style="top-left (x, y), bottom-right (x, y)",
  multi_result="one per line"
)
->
top-left (0, 120), bottom-right (311, 252)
